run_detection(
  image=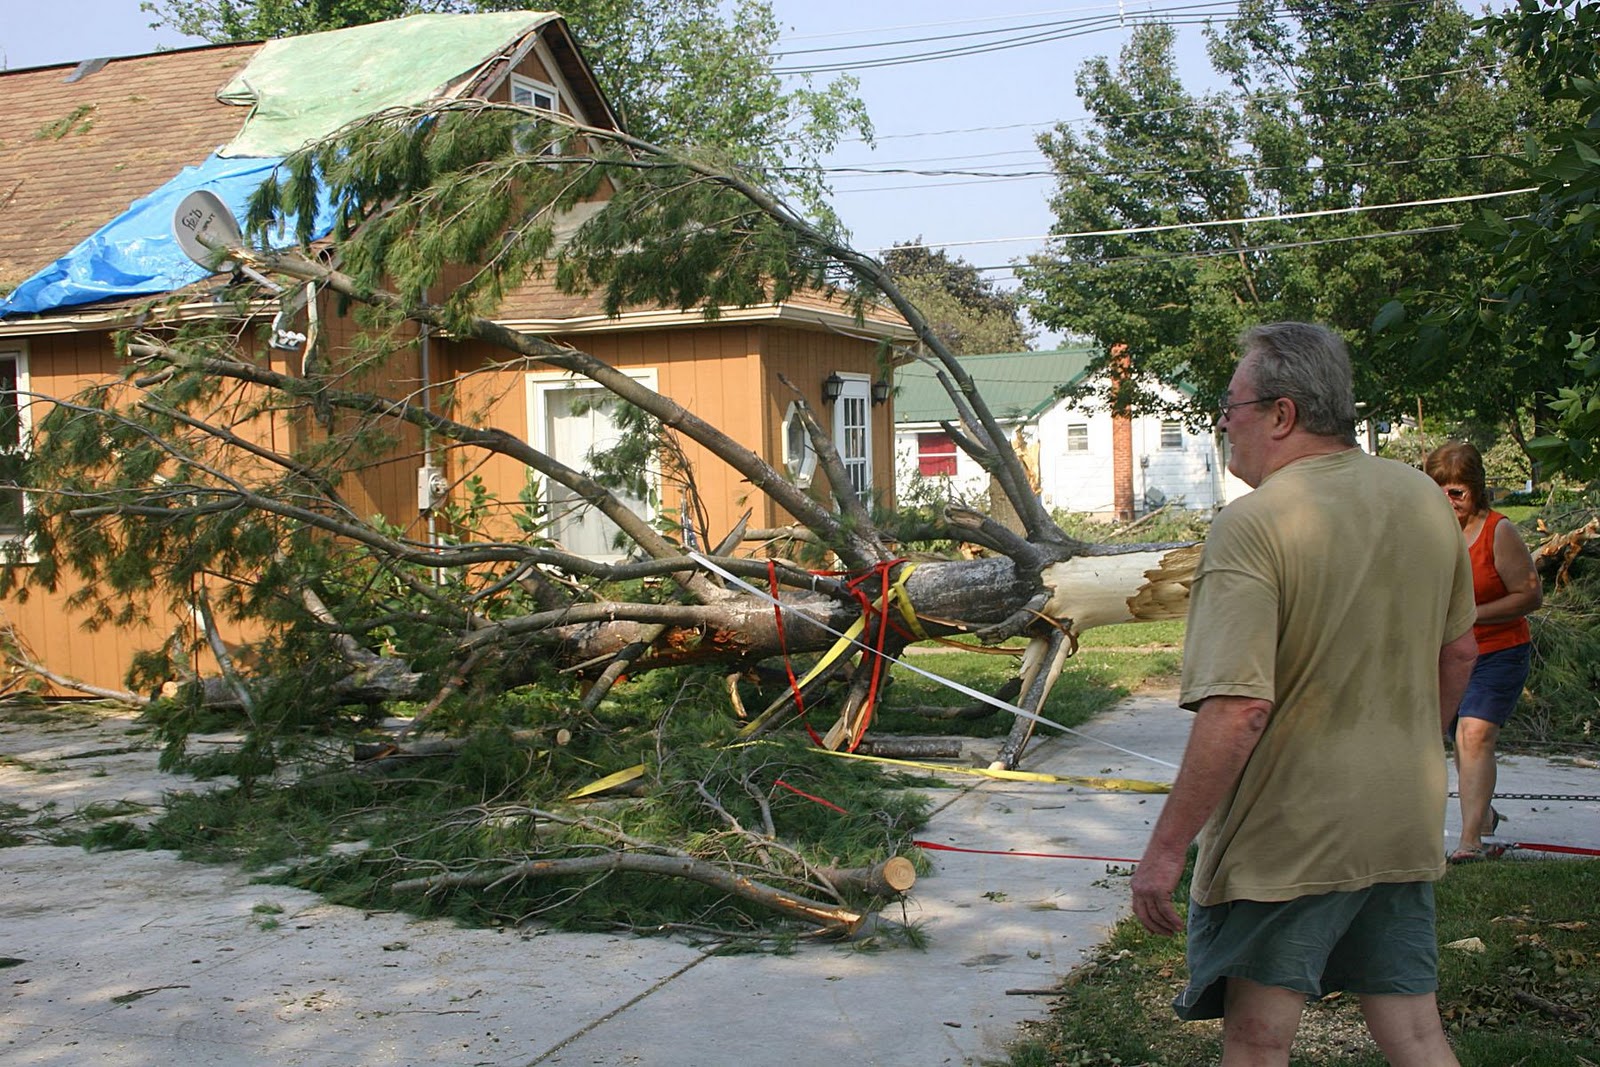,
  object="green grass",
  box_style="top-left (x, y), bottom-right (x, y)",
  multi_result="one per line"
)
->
top-left (869, 637), bottom-right (1181, 738)
top-left (1009, 858), bottom-right (1600, 1066)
